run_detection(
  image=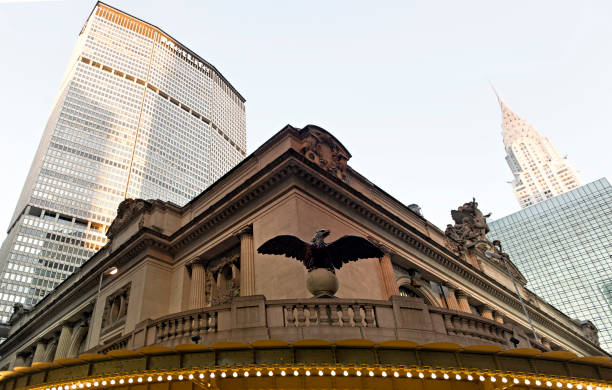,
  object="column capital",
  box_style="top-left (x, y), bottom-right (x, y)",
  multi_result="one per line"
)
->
top-left (186, 256), bottom-right (206, 268)
top-left (60, 320), bottom-right (75, 329)
top-left (234, 224), bottom-right (253, 238)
